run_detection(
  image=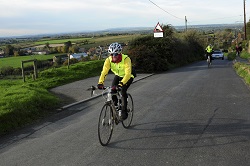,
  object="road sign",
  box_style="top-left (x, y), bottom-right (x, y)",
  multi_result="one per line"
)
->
top-left (154, 22), bottom-right (163, 32)
top-left (154, 22), bottom-right (163, 38)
